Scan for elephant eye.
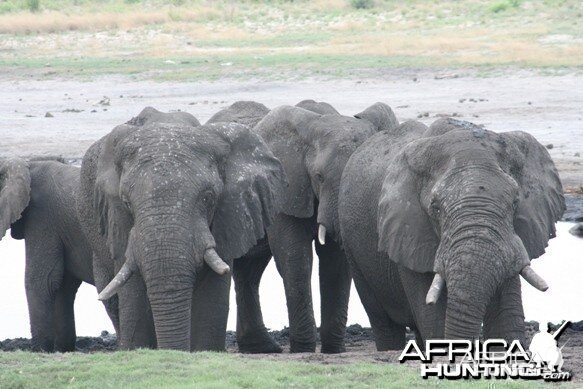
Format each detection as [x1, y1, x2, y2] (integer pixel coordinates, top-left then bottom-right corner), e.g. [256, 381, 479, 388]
[201, 190, 216, 207]
[315, 173, 324, 183]
[430, 198, 440, 213]
[121, 195, 131, 210]
[512, 198, 519, 211]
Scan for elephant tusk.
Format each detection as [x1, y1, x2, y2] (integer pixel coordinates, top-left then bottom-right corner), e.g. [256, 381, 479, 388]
[204, 248, 230, 275]
[520, 265, 548, 292]
[98, 261, 134, 301]
[318, 224, 326, 245]
[425, 273, 445, 305]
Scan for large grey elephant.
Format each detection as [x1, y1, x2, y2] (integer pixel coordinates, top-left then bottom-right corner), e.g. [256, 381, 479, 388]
[338, 118, 565, 349]
[0, 157, 118, 352]
[77, 120, 286, 351]
[208, 100, 399, 353]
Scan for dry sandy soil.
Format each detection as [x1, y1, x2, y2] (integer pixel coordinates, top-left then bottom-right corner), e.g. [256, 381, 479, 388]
[1, 71, 582, 188]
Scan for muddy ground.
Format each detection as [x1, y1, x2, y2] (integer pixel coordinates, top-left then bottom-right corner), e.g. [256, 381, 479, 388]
[1, 322, 582, 382]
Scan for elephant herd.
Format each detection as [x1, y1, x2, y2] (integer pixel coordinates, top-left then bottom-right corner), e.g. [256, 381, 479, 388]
[0, 99, 565, 353]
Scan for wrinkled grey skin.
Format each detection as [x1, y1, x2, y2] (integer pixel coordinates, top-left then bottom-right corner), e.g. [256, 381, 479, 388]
[339, 118, 565, 350]
[206, 101, 269, 128]
[77, 121, 286, 351]
[0, 157, 118, 352]
[208, 100, 399, 353]
[295, 100, 339, 115]
[126, 106, 200, 127]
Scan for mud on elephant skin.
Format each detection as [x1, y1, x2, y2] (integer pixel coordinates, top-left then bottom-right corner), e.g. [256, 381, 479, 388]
[209, 100, 400, 353]
[0, 156, 118, 352]
[77, 119, 287, 352]
[339, 117, 565, 350]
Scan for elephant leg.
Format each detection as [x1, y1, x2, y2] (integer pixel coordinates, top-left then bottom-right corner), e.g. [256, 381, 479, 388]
[350, 263, 406, 351]
[53, 273, 82, 352]
[268, 214, 317, 353]
[398, 266, 446, 343]
[92, 252, 120, 335]
[24, 233, 64, 352]
[117, 273, 156, 350]
[190, 261, 232, 352]
[483, 275, 525, 344]
[315, 240, 350, 354]
[233, 244, 282, 353]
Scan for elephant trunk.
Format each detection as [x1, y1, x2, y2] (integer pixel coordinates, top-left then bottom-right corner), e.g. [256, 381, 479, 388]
[440, 229, 507, 340]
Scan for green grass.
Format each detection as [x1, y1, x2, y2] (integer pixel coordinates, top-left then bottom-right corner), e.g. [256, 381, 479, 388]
[0, 0, 581, 80]
[0, 350, 561, 388]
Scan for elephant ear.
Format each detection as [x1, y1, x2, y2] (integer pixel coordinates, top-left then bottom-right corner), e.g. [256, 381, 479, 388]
[88, 125, 135, 262]
[499, 131, 565, 259]
[295, 99, 339, 115]
[377, 138, 439, 273]
[206, 101, 270, 128]
[254, 106, 321, 218]
[354, 102, 399, 132]
[0, 157, 31, 240]
[209, 123, 287, 260]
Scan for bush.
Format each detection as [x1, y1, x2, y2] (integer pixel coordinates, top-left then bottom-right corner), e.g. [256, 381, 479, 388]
[349, 0, 374, 10]
[489, 0, 521, 13]
[26, 0, 40, 12]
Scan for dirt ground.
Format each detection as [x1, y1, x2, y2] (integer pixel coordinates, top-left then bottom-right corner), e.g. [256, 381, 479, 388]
[1, 70, 582, 188]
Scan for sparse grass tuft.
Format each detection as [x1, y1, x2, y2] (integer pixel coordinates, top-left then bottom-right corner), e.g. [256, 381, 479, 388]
[489, 0, 521, 13]
[349, 0, 374, 10]
[26, 0, 40, 13]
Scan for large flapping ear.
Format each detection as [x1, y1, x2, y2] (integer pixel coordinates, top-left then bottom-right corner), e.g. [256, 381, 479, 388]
[208, 122, 287, 260]
[295, 99, 339, 115]
[86, 125, 135, 262]
[499, 131, 565, 259]
[354, 102, 399, 132]
[377, 132, 438, 273]
[206, 101, 270, 128]
[127, 106, 200, 127]
[0, 157, 31, 240]
[254, 106, 321, 218]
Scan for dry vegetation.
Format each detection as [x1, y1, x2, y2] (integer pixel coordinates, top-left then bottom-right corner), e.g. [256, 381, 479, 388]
[0, 0, 581, 80]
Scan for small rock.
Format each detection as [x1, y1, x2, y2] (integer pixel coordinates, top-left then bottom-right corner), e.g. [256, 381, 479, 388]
[528, 101, 532, 105]
[412, 77, 418, 82]
[45, 112, 53, 118]
[545, 144, 554, 149]
[459, 98, 466, 103]
[91, 109, 97, 113]
[569, 223, 583, 238]
[575, 152, 580, 157]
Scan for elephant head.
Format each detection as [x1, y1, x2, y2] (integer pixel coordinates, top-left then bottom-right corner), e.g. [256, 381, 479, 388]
[126, 107, 200, 127]
[256, 102, 398, 244]
[295, 100, 339, 115]
[0, 157, 31, 241]
[83, 121, 286, 350]
[206, 101, 270, 128]
[377, 118, 564, 340]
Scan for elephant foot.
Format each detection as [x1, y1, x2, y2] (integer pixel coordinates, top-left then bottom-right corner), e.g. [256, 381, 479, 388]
[237, 335, 283, 354]
[321, 343, 346, 354]
[375, 337, 406, 351]
[289, 339, 317, 353]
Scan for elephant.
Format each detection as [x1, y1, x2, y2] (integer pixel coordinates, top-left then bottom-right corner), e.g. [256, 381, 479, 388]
[77, 120, 287, 351]
[208, 100, 399, 353]
[295, 99, 339, 115]
[0, 156, 119, 352]
[126, 106, 200, 127]
[206, 101, 269, 128]
[338, 117, 565, 350]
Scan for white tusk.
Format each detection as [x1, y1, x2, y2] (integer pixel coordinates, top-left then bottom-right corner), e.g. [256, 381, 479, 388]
[520, 265, 548, 292]
[98, 262, 134, 301]
[204, 248, 230, 275]
[318, 224, 326, 245]
[425, 273, 445, 305]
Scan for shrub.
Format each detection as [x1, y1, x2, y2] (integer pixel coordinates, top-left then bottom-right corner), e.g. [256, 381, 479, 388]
[489, 0, 521, 13]
[349, 0, 374, 10]
[26, 0, 40, 12]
